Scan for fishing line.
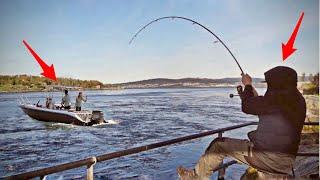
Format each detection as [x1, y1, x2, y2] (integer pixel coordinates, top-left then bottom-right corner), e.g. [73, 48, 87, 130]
[129, 16, 245, 74]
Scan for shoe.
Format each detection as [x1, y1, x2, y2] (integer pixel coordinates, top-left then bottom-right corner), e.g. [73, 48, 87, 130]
[177, 166, 197, 180]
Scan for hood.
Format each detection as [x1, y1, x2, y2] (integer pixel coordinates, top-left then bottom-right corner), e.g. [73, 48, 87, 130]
[264, 66, 297, 90]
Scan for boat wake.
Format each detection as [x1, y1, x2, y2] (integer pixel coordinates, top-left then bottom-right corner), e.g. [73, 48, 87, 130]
[42, 119, 120, 128]
[105, 119, 120, 124]
[49, 122, 75, 128]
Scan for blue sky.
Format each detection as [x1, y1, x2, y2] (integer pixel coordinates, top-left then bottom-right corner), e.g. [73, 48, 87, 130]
[0, 0, 318, 83]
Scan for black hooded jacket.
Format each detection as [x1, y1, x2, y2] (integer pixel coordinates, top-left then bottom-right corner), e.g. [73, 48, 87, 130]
[241, 66, 306, 155]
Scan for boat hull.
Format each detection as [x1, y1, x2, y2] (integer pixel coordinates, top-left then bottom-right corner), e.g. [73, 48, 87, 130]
[20, 104, 87, 125]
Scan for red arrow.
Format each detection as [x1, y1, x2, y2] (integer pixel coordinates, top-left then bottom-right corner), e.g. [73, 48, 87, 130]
[282, 12, 304, 61]
[22, 40, 57, 81]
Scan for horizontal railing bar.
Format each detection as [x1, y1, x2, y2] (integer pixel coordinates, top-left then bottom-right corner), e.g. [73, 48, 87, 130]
[212, 160, 238, 172]
[5, 157, 96, 180]
[296, 153, 319, 156]
[303, 122, 319, 125]
[4, 121, 318, 179]
[96, 122, 257, 162]
[4, 122, 256, 179]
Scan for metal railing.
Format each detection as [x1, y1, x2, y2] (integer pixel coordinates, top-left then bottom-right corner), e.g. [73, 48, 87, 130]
[4, 121, 319, 180]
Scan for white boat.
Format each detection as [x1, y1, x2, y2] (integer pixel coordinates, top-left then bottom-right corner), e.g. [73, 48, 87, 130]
[20, 103, 106, 126]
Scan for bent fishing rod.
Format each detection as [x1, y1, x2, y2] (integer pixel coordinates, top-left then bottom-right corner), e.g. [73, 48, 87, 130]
[129, 16, 245, 74]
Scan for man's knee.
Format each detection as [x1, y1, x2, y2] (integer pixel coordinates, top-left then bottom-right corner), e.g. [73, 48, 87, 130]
[205, 137, 229, 153]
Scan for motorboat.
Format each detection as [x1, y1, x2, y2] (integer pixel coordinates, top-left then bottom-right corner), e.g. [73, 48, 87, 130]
[20, 103, 106, 126]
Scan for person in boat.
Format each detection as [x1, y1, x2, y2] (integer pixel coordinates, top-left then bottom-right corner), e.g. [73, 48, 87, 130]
[45, 97, 54, 109]
[177, 66, 306, 179]
[75, 92, 87, 111]
[61, 89, 71, 110]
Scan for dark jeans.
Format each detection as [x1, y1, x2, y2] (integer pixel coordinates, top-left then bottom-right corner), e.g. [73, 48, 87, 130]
[76, 106, 81, 111]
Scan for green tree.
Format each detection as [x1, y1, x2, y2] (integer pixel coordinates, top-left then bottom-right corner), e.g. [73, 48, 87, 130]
[308, 73, 313, 82]
[301, 72, 305, 82]
[312, 73, 319, 87]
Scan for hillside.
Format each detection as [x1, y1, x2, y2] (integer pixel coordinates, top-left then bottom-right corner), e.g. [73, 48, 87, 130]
[0, 75, 104, 92]
[4, 74, 318, 92]
[116, 77, 265, 88]
[0, 75, 267, 92]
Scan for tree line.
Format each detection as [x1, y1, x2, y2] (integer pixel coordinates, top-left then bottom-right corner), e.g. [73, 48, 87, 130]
[0, 75, 105, 92]
[301, 73, 319, 95]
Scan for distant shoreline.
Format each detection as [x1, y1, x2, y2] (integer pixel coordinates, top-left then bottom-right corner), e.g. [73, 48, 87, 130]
[0, 86, 254, 94]
[0, 88, 111, 94]
[4, 74, 318, 94]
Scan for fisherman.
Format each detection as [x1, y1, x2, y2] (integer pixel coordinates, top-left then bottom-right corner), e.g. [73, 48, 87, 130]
[61, 89, 71, 110]
[75, 92, 87, 111]
[177, 66, 306, 179]
[45, 97, 54, 109]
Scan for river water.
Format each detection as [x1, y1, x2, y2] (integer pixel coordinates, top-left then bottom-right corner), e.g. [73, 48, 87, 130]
[0, 88, 265, 179]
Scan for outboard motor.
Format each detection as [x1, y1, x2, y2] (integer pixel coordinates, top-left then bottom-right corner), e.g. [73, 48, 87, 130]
[89, 110, 106, 125]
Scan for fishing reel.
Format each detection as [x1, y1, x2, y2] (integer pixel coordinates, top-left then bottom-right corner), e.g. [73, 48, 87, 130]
[229, 85, 243, 98]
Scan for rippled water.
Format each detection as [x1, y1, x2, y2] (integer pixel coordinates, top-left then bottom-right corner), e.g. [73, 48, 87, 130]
[0, 88, 265, 179]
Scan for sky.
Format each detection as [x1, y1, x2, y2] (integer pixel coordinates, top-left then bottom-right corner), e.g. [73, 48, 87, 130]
[0, 0, 318, 83]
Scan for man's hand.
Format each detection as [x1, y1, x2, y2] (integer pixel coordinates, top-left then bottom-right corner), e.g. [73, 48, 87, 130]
[242, 73, 252, 86]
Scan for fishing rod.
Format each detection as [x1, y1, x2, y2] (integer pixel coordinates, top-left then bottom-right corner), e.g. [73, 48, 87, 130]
[129, 16, 245, 74]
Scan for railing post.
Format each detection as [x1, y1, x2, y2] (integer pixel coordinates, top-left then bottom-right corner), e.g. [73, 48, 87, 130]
[217, 132, 225, 180]
[87, 164, 94, 180]
[87, 157, 96, 180]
